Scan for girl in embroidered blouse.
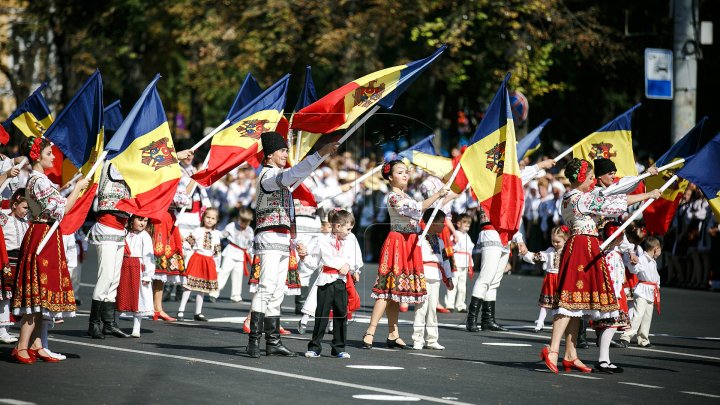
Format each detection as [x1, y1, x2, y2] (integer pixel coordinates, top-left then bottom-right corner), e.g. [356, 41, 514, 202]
[177, 207, 222, 322]
[363, 160, 451, 349]
[11, 137, 89, 364]
[540, 158, 659, 374]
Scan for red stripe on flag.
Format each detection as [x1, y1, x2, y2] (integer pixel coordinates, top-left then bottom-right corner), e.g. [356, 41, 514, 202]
[644, 194, 683, 235]
[60, 183, 98, 235]
[481, 173, 524, 245]
[116, 178, 181, 220]
[292, 183, 317, 207]
[46, 145, 64, 186]
[192, 143, 260, 187]
[290, 82, 360, 134]
[0, 125, 9, 145]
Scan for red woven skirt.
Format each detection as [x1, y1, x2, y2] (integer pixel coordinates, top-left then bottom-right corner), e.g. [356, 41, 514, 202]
[538, 272, 558, 309]
[12, 222, 76, 317]
[371, 231, 427, 303]
[552, 234, 619, 317]
[151, 213, 185, 278]
[116, 256, 141, 313]
[184, 253, 219, 293]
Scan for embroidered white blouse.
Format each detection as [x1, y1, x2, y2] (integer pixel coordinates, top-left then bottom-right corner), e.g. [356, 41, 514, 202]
[316, 233, 363, 286]
[126, 230, 156, 282]
[561, 189, 627, 236]
[1, 214, 28, 251]
[452, 231, 475, 268]
[604, 248, 626, 298]
[387, 191, 423, 234]
[221, 222, 254, 262]
[26, 170, 66, 222]
[186, 228, 222, 266]
[522, 246, 562, 274]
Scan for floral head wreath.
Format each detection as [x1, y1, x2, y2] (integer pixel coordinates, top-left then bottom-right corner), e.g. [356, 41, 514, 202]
[28, 137, 44, 161]
[567, 159, 590, 183]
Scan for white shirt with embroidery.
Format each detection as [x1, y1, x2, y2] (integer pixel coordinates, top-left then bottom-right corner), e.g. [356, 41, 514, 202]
[421, 235, 452, 281]
[387, 191, 423, 234]
[186, 227, 222, 267]
[26, 170, 66, 222]
[126, 230, 156, 282]
[221, 222, 254, 262]
[315, 233, 363, 286]
[628, 251, 660, 302]
[452, 231, 475, 268]
[1, 214, 28, 251]
[604, 248, 626, 298]
[561, 189, 628, 236]
[522, 246, 561, 274]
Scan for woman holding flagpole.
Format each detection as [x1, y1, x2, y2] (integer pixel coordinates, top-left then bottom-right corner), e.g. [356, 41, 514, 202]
[540, 158, 659, 374]
[362, 160, 450, 349]
[11, 137, 89, 364]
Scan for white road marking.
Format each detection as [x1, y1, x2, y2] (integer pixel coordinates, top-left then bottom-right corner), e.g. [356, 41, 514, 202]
[346, 365, 405, 370]
[408, 353, 443, 358]
[562, 373, 601, 380]
[680, 391, 720, 399]
[207, 316, 303, 323]
[352, 394, 421, 401]
[481, 343, 532, 347]
[0, 400, 36, 405]
[618, 382, 663, 389]
[48, 338, 469, 405]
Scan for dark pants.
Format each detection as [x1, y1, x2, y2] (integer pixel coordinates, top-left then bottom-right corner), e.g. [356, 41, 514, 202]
[307, 280, 347, 355]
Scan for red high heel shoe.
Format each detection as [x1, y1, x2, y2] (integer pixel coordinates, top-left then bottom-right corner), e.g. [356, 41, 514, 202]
[242, 318, 251, 334]
[562, 357, 592, 373]
[279, 326, 291, 335]
[28, 348, 60, 363]
[540, 346, 559, 374]
[154, 311, 176, 322]
[11, 348, 36, 365]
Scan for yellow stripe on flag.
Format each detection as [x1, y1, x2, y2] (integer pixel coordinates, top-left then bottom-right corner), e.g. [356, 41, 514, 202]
[402, 151, 453, 179]
[110, 122, 181, 195]
[213, 110, 283, 149]
[289, 131, 322, 166]
[462, 119, 519, 202]
[12, 112, 54, 137]
[338, 67, 403, 130]
[572, 130, 637, 177]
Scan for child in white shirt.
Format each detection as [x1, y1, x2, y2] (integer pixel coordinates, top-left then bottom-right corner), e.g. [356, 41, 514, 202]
[413, 209, 454, 350]
[446, 214, 474, 312]
[116, 216, 155, 337]
[619, 236, 662, 348]
[213, 207, 254, 303]
[305, 209, 362, 358]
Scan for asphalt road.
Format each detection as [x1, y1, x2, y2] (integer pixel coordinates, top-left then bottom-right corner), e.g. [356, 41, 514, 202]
[3, 253, 720, 405]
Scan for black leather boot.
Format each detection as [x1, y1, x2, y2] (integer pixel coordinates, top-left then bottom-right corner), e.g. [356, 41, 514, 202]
[295, 286, 309, 315]
[577, 318, 589, 349]
[466, 297, 482, 332]
[87, 300, 105, 339]
[247, 312, 264, 358]
[101, 301, 130, 338]
[264, 317, 297, 356]
[480, 300, 508, 331]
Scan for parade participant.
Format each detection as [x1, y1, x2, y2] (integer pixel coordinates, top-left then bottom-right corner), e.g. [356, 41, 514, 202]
[522, 225, 569, 333]
[362, 160, 449, 350]
[11, 137, 89, 364]
[116, 216, 155, 337]
[1, 189, 26, 344]
[175, 153, 210, 238]
[246, 132, 339, 358]
[595, 221, 630, 373]
[466, 158, 555, 333]
[412, 209, 454, 350]
[446, 214, 474, 312]
[618, 236, 662, 348]
[294, 197, 321, 314]
[177, 208, 221, 321]
[298, 209, 331, 334]
[86, 160, 133, 338]
[212, 207, 254, 303]
[540, 158, 660, 374]
[304, 209, 362, 358]
[0, 153, 21, 203]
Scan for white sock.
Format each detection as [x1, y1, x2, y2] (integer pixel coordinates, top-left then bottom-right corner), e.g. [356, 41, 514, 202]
[178, 290, 192, 313]
[132, 315, 142, 336]
[41, 319, 52, 349]
[0, 326, 7, 337]
[195, 293, 204, 315]
[536, 308, 547, 325]
[598, 328, 614, 364]
[300, 314, 310, 326]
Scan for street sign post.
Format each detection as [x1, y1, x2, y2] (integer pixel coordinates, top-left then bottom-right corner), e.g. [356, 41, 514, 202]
[645, 48, 673, 100]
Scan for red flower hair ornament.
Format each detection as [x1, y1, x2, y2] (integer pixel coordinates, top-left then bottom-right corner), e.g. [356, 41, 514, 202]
[382, 162, 392, 177]
[577, 160, 589, 183]
[29, 137, 43, 161]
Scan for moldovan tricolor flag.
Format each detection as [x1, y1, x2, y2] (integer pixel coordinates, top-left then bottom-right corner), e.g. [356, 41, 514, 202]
[399, 135, 453, 179]
[289, 66, 322, 166]
[1, 83, 64, 184]
[644, 118, 707, 235]
[452, 74, 523, 244]
[42, 71, 105, 235]
[572, 104, 639, 178]
[291, 46, 446, 134]
[517, 118, 549, 161]
[105, 74, 182, 219]
[192, 74, 290, 187]
[677, 131, 720, 221]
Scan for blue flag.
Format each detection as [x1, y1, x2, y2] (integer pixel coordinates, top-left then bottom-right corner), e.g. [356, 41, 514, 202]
[656, 117, 708, 166]
[294, 65, 318, 112]
[677, 132, 720, 220]
[44, 71, 103, 168]
[226, 73, 263, 120]
[104, 100, 124, 134]
[398, 134, 437, 158]
[517, 118, 550, 162]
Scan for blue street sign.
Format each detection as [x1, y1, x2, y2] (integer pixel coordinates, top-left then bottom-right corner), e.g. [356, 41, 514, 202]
[645, 48, 673, 100]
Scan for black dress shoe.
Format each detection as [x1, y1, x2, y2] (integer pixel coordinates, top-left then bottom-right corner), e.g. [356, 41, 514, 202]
[386, 338, 408, 349]
[607, 363, 624, 373]
[194, 314, 208, 322]
[594, 362, 614, 374]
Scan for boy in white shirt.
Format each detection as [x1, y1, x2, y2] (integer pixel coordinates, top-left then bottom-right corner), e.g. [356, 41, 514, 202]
[305, 209, 362, 359]
[213, 207, 254, 303]
[618, 236, 662, 348]
[446, 214, 474, 312]
[413, 209, 454, 350]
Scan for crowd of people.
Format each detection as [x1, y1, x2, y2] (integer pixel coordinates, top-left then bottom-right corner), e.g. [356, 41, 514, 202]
[0, 130, 718, 373]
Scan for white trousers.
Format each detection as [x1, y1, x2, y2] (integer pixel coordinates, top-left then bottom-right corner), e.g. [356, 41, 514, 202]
[92, 244, 124, 302]
[620, 296, 654, 346]
[471, 246, 509, 301]
[250, 252, 289, 317]
[211, 257, 244, 300]
[69, 264, 82, 299]
[412, 279, 440, 346]
[444, 267, 468, 310]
